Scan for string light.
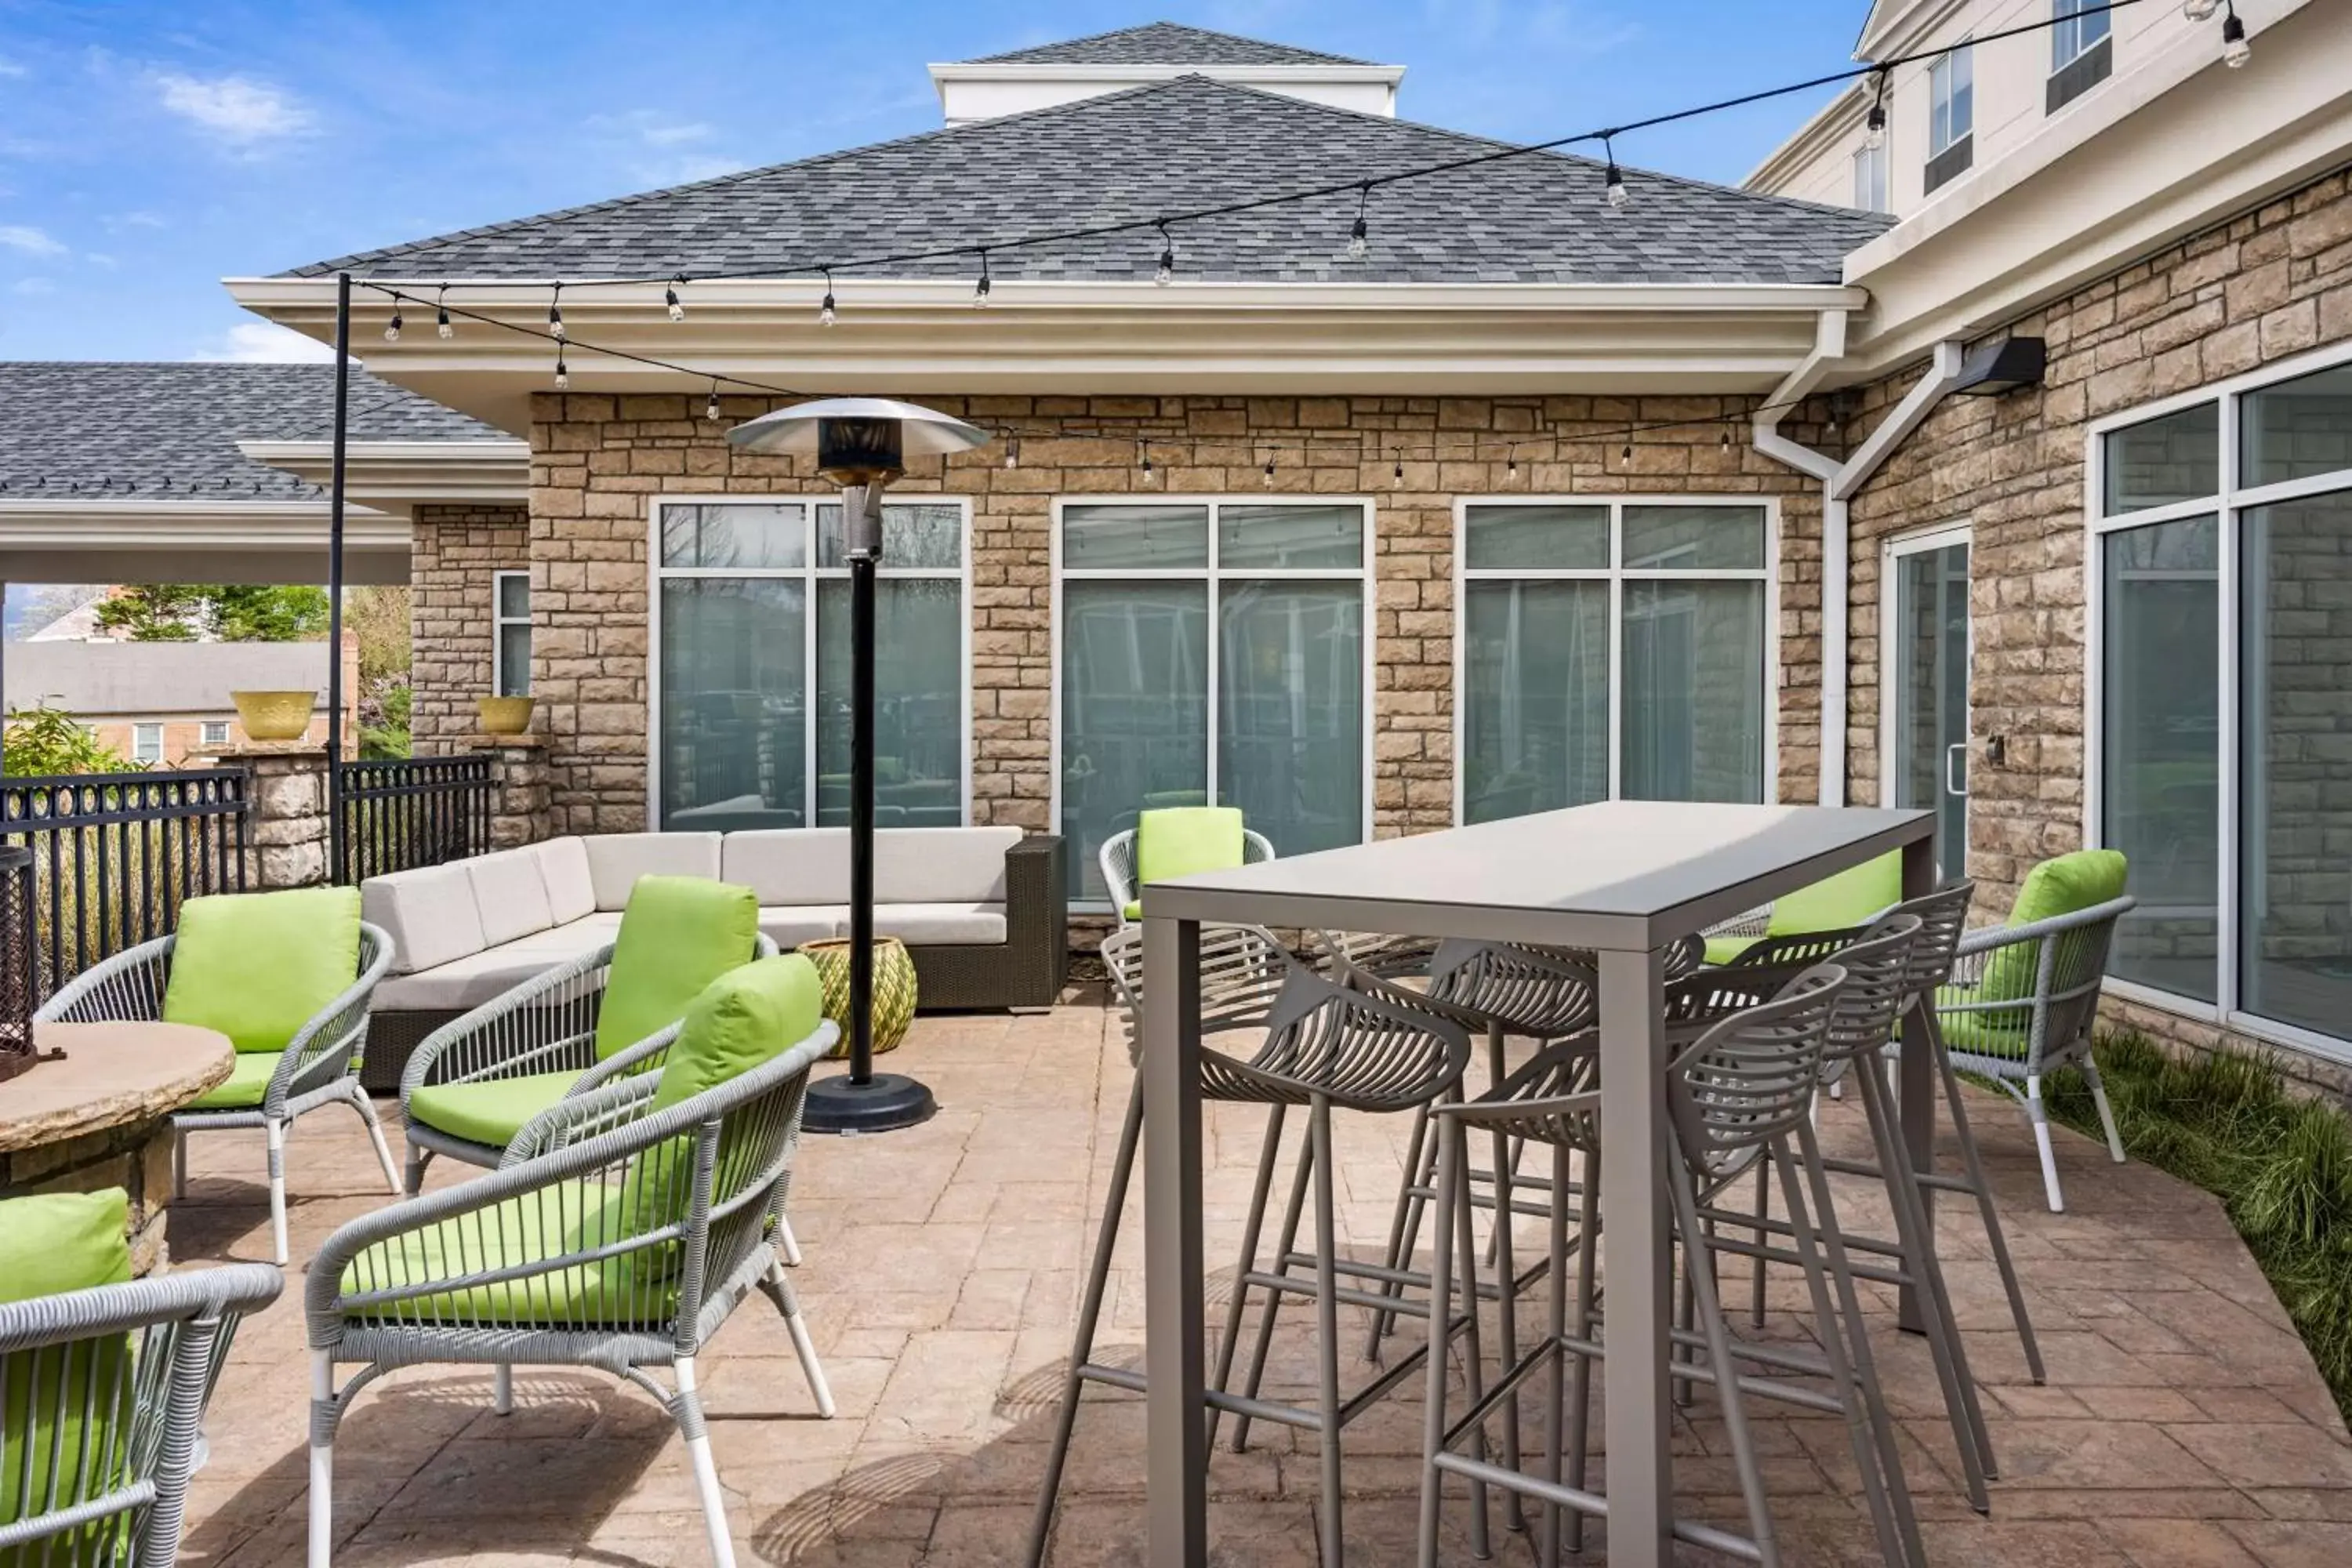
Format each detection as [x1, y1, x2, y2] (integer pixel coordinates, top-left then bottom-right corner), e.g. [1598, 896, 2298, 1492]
[383, 296, 402, 343]
[1347, 183, 1370, 260]
[1865, 69, 1889, 151]
[818, 267, 837, 328]
[2183, 0, 2220, 18]
[1005, 436, 1021, 470]
[554, 346, 569, 390]
[666, 274, 687, 322]
[1721, 424, 1734, 454]
[1602, 133, 1629, 209]
[1262, 450, 1276, 488]
[1138, 440, 1154, 483]
[548, 282, 565, 341]
[974, 249, 992, 308]
[1506, 444, 1519, 481]
[2220, 1, 2250, 66]
[706, 379, 723, 423]
[1393, 450, 1404, 486]
[1154, 221, 1175, 287]
[1621, 441, 1633, 464]
[436, 284, 453, 339]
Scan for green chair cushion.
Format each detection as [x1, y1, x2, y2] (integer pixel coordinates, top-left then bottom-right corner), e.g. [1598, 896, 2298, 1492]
[1704, 935, 1762, 966]
[1768, 851, 1901, 938]
[594, 877, 760, 1060]
[0, 1191, 133, 1558]
[1979, 849, 2131, 1004]
[1133, 807, 1247, 914]
[1935, 992, 2031, 1061]
[650, 954, 823, 1115]
[406, 1071, 581, 1149]
[187, 1051, 283, 1110]
[162, 887, 361, 1054]
[339, 1186, 676, 1327]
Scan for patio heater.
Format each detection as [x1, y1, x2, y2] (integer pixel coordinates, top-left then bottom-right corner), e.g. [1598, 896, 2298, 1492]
[724, 397, 989, 1133]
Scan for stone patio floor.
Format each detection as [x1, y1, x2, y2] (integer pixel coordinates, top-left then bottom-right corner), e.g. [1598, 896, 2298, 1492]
[169, 993, 2352, 1566]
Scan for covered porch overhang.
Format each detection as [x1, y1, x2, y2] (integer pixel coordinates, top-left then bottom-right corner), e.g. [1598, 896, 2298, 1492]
[0, 499, 413, 586]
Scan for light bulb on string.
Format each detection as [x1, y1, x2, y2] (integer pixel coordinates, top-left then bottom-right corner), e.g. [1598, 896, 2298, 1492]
[1506, 445, 1519, 481]
[1154, 221, 1175, 287]
[1263, 452, 1276, 488]
[554, 348, 569, 391]
[383, 297, 402, 343]
[706, 380, 722, 423]
[1138, 441, 1154, 484]
[1621, 441, 1633, 465]
[1721, 425, 1734, 455]
[1347, 183, 1370, 260]
[548, 282, 565, 341]
[2183, 0, 2220, 19]
[666, 275, 686, 322]
[1602, 134, 1629, 209]
[974, 250, 993, 308]
[1393, 450, 1405, 487]
[818, 268, 837, 328]
[1865, 69, 1889, 151]
[2221, 3, 2251, 66]
[436, 285, 453, 339]
[1005, 437, 1021, 470]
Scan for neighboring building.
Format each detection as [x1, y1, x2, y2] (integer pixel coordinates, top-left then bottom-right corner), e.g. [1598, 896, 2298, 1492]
[2, 636, 361, 766]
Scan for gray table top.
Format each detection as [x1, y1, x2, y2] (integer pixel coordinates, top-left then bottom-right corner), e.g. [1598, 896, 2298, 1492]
[1142, 800, 1933, 950]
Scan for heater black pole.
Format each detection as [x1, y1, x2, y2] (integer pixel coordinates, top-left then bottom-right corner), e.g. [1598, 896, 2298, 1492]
[326, 270, 351, 884]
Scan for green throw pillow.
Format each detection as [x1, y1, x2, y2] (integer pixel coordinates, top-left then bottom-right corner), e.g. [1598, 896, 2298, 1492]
[1977, 849, 2131, 1007]
[1769, 851, 1901, 937]
[1132, 807, 1247, 918]
[162, 887, 361, 1054]
[593, 876, 761, 1060]
[0, 1190, 134, 1562]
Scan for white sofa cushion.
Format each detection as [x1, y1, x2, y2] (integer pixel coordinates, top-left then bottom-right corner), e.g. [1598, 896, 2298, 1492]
[466, 847, 556, 949]
[873, 902, 1007, 946]
[372, 920, 615, 1013]
[533, 837, 597, 925]
[724, 829, 850, 906]
[362, 862, 488, 976]
[875, 826, 1022, 905]
[755, 906, 851, 949]
[583, 832, 723, 910]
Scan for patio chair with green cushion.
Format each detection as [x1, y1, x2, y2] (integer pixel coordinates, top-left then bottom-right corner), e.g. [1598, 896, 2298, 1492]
[0, 1187, 281, 1568]
[1099, 807, 1276, 926]
[307, 955, 838, 1568]
[34, 887, 397, 1266]
[1928, 849, 2134, 1212]
[397, 874, 775, 1194]
[1704, 850, 1903, 966]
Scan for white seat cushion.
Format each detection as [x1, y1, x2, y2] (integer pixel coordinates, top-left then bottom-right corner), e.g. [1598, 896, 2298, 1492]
[370, 919, 611, 1012]
[467, 847, 556, 949]
[875, 826, 1022, 905]
[362, 862, 488, 975]
[724, 829, 851, 906]
[756, 906, 852, 949]
[582, 832, 724, 910]
[532, 837, 597, 925]
[873, 902, 1007, 946]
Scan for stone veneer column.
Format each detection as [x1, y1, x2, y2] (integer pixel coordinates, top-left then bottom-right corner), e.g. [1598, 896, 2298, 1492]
[474, 734, 552, 848]
[196, 741, 331, 889]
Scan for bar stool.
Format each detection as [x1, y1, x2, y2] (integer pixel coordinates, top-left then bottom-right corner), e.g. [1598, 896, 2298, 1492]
[1417, 964, 1929, 1568]
[1026, 924, 1473, 1568]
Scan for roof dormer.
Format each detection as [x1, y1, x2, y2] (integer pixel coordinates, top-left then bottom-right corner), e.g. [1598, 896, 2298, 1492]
[929, 21, 1403, 126]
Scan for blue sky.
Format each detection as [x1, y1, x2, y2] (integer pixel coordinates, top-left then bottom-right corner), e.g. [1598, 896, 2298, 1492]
[0, 0, 1868, 363]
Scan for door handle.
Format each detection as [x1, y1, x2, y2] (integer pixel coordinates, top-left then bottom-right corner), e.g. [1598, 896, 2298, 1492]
[1945, 741, 1969, 799]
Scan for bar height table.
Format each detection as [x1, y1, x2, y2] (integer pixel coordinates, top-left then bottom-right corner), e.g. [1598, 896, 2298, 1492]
[1139, 800, 1936, 1568]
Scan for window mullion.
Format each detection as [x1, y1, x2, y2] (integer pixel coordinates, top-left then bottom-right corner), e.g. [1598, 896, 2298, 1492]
[2217, 391, 2244, 1018]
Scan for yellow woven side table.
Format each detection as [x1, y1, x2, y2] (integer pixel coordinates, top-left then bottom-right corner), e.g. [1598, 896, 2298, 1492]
[797, 936, 920, 1058]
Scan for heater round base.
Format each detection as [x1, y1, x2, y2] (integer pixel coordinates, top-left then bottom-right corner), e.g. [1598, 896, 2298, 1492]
[801, 1072, 937, 1134]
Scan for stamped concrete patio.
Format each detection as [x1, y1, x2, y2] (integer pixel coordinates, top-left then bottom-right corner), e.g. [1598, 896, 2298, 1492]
[170, 993, 2352, 1567]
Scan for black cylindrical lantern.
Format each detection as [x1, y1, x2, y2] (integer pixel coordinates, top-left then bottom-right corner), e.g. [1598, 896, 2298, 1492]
[0, 844, 35, 1082]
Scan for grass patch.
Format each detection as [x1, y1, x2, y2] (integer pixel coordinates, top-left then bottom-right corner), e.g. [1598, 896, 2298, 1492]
[2041, 1033, 2352, 1422]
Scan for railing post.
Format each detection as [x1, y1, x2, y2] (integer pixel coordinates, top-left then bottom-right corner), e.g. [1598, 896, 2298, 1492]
[194, 741, 332, 890]
[475, 735, 550, 849]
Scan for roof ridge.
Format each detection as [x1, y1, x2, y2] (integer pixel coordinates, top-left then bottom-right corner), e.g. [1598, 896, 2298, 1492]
[963, 20, 1370, 67]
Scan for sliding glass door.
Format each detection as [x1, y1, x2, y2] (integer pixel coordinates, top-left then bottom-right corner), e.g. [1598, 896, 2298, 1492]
[1885, 529, 1973, 881]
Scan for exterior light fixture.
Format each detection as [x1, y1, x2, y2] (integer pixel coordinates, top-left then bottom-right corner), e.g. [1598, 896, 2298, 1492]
[1950, 336, 2047, 396]
[2220, 2, 2251, 66]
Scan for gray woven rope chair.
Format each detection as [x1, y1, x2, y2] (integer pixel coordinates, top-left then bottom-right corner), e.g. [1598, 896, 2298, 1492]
[1098, 822, 1276, 927]
[307, 985, 837, 1568]
[0, 1262, 281, 1568]
[37, 925, 399, 1266]
[1026, 924, 1472, 1568]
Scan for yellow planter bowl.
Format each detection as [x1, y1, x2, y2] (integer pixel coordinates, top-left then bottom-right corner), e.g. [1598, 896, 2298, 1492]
[477, 695, 536, 735]
[229, 690, 316, 742]
[797, 936, 920, 1058]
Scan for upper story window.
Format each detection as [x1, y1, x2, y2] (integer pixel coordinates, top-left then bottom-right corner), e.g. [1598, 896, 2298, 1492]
[492, 570, 532, 698]
[1852, 141, 1889, 213]
[2049, 0, 2114, 111]
[132, 724, 163, 765]
[1925, 44, 1975, 193]
[201, 719, 229, 746]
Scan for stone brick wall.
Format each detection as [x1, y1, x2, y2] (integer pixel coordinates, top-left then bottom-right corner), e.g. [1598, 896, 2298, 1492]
[410, 502, 529, 752]
[527, 393, 1835, 837]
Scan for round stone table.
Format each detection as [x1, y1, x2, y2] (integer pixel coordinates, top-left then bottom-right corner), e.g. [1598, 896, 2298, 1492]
[0, 1022, 234, 1275]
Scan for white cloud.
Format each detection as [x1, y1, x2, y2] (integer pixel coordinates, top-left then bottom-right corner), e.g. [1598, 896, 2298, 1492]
[196, 321, 338, 363]
[0, 224, 65, 257]
[153, 72, 314, 146]
[0, 56, 27, 79]
[12, 278, 53, 296]
[85, 252, 118, 269]
[590, 109, 715, 147]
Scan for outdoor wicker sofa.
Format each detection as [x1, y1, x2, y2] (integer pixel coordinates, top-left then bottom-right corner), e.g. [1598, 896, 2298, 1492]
[361, 828, 1066, 1091]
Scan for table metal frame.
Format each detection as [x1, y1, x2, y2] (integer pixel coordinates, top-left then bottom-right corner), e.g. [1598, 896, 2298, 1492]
[1138, 801, 1935, 1567]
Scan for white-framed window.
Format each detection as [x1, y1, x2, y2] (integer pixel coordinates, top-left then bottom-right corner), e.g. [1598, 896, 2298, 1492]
[648, 495, 971, 832]
[132, 724, 164, 765]
[1454, 498, 1777, 825]
[200, 720, 229, 746]
[2087, 344, 2352, 1062]
[492, 570, 532, 698]
[2052, 0, 2111, 68]
[1852, 140, 1889, 214]
[1928, 45, 1973, 158]
[1052, 497, 1375, 906]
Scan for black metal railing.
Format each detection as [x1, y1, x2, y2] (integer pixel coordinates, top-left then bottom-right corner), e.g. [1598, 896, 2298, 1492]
[337, 754, 494, 884]
[1, 769, 252, 999]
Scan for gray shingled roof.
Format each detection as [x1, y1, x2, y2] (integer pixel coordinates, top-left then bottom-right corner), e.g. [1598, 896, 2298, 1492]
[3, 639, 335, 717]
[965, 21, 1369, 66]
[285, 75, 1892, 286]
[0, 362, 501, 500]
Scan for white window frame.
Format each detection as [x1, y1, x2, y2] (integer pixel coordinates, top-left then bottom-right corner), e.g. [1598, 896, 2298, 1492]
[1851, 140, 1889, 214]
[644, 493, 975, 830]
[1877, 524, 1974, 881]
[2051, 0, 2111, 70]
[1049, 495, 1378, 913]
[200, 719, 230, 746]
[492, 569, 532, 698]
[132, 723, 164, 764]
[1929, 44, 1973, 158]
[2085, 338, 2352, 1065]
[1450, 495, 1780, 826]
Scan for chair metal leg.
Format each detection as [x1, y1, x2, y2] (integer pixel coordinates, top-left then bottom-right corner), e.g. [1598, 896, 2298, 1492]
[777, 1215, 803, 1267]
[1416, 1115, 1458, 1568]
[307, 1351, 336, 1568]
[267, 1119, 290, 1266]
[673, 1358, 738, 1568]
[1668, 1151, 1779, 1568]
[402, 1142, 430, 1198]
[1563, 1153, 1600, 1558]
[1308, 1098, 1345, 1566]
[1231, 1106, 1315, 1454]
[2082, 1056, 2129, 1164]
[1539, 1153, 1571, 1568]
[2025, 1073, 2067, 1212]
[1748, 1156, 1770, 1329]
[761, 1262, 836, 1418]
[1483, 1047, 1526, 1534]
[352, 1089, 401, 1195]
[492, 1364, 514, 1416]
[1930, 1020, 2045, 1383]
[172, 1127, 187, 1201]
[1210, 1102, 1289, 1452]
[1367, 1099, 1434, 1354]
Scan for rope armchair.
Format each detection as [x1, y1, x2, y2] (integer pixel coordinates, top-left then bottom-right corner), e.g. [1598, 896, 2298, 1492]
[306, 1017, 838, 1568]
[35, 925, 400, 1265]
[1098, 824, 1276, 927]
[0, 1263, 281, 1568]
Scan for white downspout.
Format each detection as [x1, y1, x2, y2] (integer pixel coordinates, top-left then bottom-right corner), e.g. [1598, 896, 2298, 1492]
[1754, 318, 1967, 808]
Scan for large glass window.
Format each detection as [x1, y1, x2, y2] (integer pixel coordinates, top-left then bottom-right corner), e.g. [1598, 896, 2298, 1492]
[1057, 499, 1370, 903]
[652, 498, 967, 831]
[1460, 500, 1771, 824]
[1852, 141, 1889, 214]
[2093, 351, 2352, 1055]
[492, 571, 531, 698]
[1929, 45, 1973, 157]
[2052, 0, 2111, 68]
